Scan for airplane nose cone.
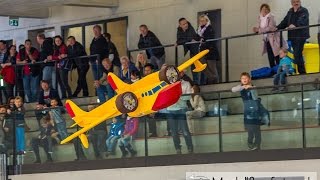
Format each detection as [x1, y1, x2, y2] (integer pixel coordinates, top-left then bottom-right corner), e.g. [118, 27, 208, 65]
[152, 81, 182, 111]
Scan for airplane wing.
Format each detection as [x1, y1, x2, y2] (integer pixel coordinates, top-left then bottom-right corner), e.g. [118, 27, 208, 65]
[177, 49, 209, 73]
[107, 72, 130, 94]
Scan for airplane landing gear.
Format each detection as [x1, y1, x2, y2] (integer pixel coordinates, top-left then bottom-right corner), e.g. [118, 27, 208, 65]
[159, 65, 180, 84]
[116, 92, 138, 114]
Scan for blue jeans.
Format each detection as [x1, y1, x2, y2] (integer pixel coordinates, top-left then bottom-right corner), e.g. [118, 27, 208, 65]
[167, 109, 193, 151]
[273, 71, 287, 85]
[56, 122, 68, 140]
[91, 61, 103, 80]
[106, 135, 120, 152]
[97, 84, 115, 103]
[42, 66, 56, 89]
[16, 127, 25, 152]
[118, 135, 132, 147]
[23, 75, 40, 102]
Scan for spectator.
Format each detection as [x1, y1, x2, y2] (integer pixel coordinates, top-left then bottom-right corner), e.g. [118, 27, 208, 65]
[31, 118, 54, 163]
[17, 39, 40, 103]
[7, 97, 15, 110]
[10, 96, 25, 154]
[253, 4, 287, 68]
[88, 104, 107, 159]
[35, 80, 62, 128]
[118, 116, 138, 158]
[141, 63, 158, 137]
[186, 85, 207, 134]
[37, 34, 55, 88]
[176, 17, 200, 83]
[49, 35, 72, 99]
[231, 72, 261, 151]
[1, 45, 16, 102]
[95, 58, 120, 103]
[73, 138, 87, 161]
[272, 48, 294, 92]
[103, 33, 120, 67]
[48, 98, 68, 140]
[197, 14, 220, 84]
[2, 105, 13, 154]
[90, 25, 109, 80]
[138, 25, 165, 70]
[318, 12, 320, 61]
[130, 70, 140, 83]
[0, 105, 6, 152]
[105, 118, 124, 157]
[0, 40, 8, 64]
[167, 70, 193, 154]
[135, 52, 149, 74]
[119, 56, 138, 83]
[276, 0, 309, 74]
[67, 36, 89, 97]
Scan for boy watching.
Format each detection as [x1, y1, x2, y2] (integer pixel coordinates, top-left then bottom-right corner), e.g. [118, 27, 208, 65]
[232, 72, 261, 151]
[105, 118, 124, 157]
[49, 98, 68, 140]
[273, 48, 294, 92]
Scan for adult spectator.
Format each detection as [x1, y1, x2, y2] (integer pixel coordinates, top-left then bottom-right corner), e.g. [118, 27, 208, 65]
[276, 0, 309, 74]
[1, 45, 16, 102]
[67, 36, 89, 97]
[103, 33, 120, 67]
[2, 105, 13, 154]
[138, 25, 165, 70]
[17, 39, 40, 103]
[135, 52, 148, 74]
[166, 70, 193, 154]
[90, 25, 109, 80]
[36, 34, 55, 88]
[253, 4, 287, 68]
[0, 41, 8, 63]
[119, 56, 138, 83]
[176, 17, 200, 83]
[141, 63, 157, 137]
[35, 80, 62, 128]
[197, 14, 220, 85]
[95, 58, 120, 103]
[49, 35, 72, 99]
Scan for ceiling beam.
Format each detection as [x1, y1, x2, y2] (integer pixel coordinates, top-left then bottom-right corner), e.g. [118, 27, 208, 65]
[63, 0, 119, 8]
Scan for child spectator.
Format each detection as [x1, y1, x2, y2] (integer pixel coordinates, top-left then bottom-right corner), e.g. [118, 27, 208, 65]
[186, 85, 207, 134]
[10, 96, 26, 154]
[118, 116, 139, 158]
[2, 106, 13, 154]
[232, 72, 261, 151]
[48, 98, 68, 140]
[130, 70, 140, 83]
[0, 105, 6, 152]
[7, 97, 15, 110]
[105, 118, 124, 157]
[272, 48, 294, 92]
[31, 118, 54, 163]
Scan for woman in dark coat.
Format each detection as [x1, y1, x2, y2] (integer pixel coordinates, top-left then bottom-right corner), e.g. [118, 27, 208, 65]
[197, 14, 220, 85]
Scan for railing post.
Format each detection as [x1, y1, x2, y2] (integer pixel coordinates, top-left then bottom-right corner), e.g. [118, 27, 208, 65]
[218, 92, 223, 152]
[175, 46, 178, 67]
[280, 31, 283, 48]
[225, 39, 229, 82]
[301, 84, 306, 148]
[144, 117, 148, 157]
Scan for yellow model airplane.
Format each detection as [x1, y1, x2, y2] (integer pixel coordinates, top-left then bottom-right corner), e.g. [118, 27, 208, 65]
[61, 50, 209, 148]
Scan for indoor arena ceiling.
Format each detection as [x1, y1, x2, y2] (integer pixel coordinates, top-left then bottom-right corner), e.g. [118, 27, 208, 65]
[0, 0, 119, 18]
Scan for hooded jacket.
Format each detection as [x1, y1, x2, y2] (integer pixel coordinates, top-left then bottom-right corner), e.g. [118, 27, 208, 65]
[108, 122, 124, 137]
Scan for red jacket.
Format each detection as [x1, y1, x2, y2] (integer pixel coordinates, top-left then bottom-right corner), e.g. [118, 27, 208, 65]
[1, 66, 15, 85]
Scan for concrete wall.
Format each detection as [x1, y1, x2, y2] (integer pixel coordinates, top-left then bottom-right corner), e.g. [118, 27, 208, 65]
[9, 159, 320, 180]
[0, 0, 319, 81]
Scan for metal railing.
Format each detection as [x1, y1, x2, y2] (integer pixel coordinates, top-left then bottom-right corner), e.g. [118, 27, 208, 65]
[128, 24, 320, 82]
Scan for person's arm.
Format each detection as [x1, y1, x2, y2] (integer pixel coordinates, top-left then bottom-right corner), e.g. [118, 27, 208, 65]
[259, 16, 277, 33]
[231, 85, 244, 92]
[29, 49, 40, 63]
[16, 52, 27, 64]
[277, 11, 290, 29]
[176, 29, 187, 45]
[137, 35, 145, 49]
[99, 73, 107, 86]
[295, 8, 309, 27]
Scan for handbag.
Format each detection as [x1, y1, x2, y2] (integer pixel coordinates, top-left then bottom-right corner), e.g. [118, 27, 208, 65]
[60, 58, 74, 71]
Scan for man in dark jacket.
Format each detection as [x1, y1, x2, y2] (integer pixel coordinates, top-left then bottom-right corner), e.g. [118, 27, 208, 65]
[67, 36, 89, 97]
[37, 34, 56, 88]
[176, 18, 200, 83]
[138, 25, 165, 70]
[90, 25, 109, 80]
[277, 0, 309, 74]
[103, 33, 121, 67]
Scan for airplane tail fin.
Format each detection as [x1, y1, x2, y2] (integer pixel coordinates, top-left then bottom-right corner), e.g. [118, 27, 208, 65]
[192, 60, 207, 73]
[65, 100, 87, 128]
[107, 72, 130, 94]
[177, 50, 209, 72]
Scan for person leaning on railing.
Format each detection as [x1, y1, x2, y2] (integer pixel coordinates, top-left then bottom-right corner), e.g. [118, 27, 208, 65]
[16, 39, 41, 103]
[67, 36, 90, 98]
[1, 45, 17, 102]
[276, 0, 309, 74]
[197, 14, 220, 85]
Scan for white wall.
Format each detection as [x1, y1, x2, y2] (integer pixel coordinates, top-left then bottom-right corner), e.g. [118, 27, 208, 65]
[0, 0, 319, 80]
[9, 159, 320, 180]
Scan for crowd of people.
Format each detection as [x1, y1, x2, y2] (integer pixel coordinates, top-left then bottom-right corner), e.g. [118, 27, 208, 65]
[0, 0, 318, 163]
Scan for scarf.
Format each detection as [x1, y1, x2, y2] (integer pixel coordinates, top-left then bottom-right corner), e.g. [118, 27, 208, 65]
[259, 13, 270, 29]
[197, 22, 210, 37]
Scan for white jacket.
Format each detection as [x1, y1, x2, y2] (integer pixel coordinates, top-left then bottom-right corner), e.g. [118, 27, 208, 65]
[190, 95, 207, 112]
